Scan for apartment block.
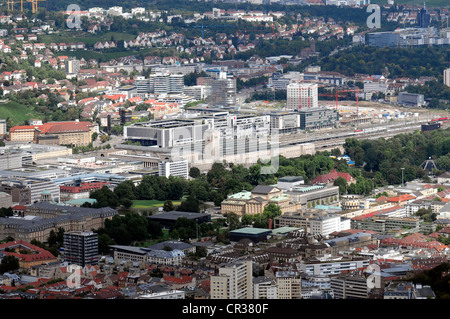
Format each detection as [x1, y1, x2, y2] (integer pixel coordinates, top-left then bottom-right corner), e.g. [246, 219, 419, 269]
[210, 259, 253, 299]
[0, 191, 12, 208]
[330, 275, 368, 299]
[299, 257, 370, 276]
[158, 160, 188, 179]
[63, 231, 99, 267]
[286, 82, 318, 110]
[444, 68, 450, 87]
[275, 271, 302, 299]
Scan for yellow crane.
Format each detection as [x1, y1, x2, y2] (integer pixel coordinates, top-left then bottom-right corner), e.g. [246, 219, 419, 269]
[27, 0, 45, 13]
[6, 0, 19, 11]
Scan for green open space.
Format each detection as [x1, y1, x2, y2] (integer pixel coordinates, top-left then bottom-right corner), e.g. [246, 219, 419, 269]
[137, 230, 171, 247]
[0, 101, 41, 125]
[131, 199, 183, 208]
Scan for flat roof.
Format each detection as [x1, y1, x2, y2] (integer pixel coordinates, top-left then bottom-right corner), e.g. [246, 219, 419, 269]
[271, 227, 302, 235]
[230, 227, 272, 235]
[148, 211, 209, 221]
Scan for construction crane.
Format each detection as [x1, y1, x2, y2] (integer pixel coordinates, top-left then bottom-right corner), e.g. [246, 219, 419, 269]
[191, 22, 232, 39]
[318, 88, 360, 118]
[27, 0, 45, 13]
[6, 0, 18, 11]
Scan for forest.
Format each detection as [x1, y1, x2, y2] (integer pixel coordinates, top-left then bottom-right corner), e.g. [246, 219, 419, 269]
[343, 127, 450, 185]
[318, 45, 450, 79]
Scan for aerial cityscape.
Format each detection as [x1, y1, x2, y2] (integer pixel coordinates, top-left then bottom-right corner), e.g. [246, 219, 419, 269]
[0, 0, 449, 306]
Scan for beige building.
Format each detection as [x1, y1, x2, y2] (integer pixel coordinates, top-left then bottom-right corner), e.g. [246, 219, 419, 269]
[210, 260, 253, 299]
[221, 186, 300, 217]
[0, 191, 12, 208]
[9, 126, 39, 142]
[10, 121, 96, 147]
[276, 273, 302, 299]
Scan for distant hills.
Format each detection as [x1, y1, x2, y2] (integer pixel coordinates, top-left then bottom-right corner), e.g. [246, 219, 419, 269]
[370, 0, 450, 8]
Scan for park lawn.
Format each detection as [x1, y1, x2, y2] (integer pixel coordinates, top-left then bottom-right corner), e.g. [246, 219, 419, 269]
[132, 199, 183, 208]
[138, 230, 171, 246]
[0, 101, 41, 125]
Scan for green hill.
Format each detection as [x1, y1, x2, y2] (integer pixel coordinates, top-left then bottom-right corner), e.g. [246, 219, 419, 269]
[0, 100, 41, 125]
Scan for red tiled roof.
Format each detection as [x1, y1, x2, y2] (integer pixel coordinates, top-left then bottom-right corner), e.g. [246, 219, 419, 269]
[387, 194, 416, 202]
[163, 275, 193, 284]
[311, 169, 355, 184]
[375, 196, 388, 202]
[60, 182, 109, 193]
[9, 125, 39, 132]
[0, 240, 56, 263]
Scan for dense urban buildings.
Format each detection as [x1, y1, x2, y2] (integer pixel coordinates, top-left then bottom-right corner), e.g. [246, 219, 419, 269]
[0, 0, 449, 303]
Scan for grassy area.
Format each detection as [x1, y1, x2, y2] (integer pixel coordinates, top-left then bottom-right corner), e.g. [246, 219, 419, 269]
[137, 230, 172, 246]
[0, 100, 41, 125]
[131, 199, 183, 208]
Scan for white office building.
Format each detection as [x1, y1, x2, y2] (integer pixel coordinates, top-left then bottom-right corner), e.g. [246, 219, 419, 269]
[299, 258, 370, 276]
[286, 82, 318, 110]
[444, 68, 450, 87]
[158, 160, 189, 179]
[137, 290, 186, 299]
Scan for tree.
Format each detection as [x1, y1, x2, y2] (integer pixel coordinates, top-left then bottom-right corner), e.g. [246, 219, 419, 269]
[189, 167, 201, 178]
[113, 180, 136, 201]
[163, 200, 174, 212]
[147, 221, 163, 238]
[177, 195, 200, 213]
[227, 212, 241, 230]
[170, 217, 197, 240]
[213, 193, 224, 207]
[262, 203, 282, 222]
[0, 255, 20, 273]
[90, 186, 119, 209]
[98, 233, 115, 255]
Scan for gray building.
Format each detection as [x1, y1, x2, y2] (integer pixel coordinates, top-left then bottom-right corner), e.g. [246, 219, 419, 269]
[297, 107, 339, 130]
[397, 92, 425, 107]
[330, 275, 368, 299]
[135, 72, 184, 94]
[63, 231, 99, 266]
[206, 72, 236, 108]
[286, 184, 340, 208]
[0, 177, 60, 204]
[269, 112, 301, 134]
[124, 118, 209, 148]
